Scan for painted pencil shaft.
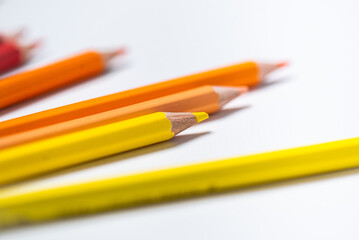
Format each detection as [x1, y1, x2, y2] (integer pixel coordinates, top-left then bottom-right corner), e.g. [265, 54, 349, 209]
[0, 48, 125, 109]
[0, 85, 244, 150]
[0, 61, 283, 137]
[0, 135, 358, 227]
[0, 40, 39, 74]
[0, 43, 21, 73]
[0, 112, 208, 185]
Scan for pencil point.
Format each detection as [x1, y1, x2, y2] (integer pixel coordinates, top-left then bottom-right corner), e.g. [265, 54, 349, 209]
[193, 112, 209, 123]
[165, 112, 207, 135]
[11, 28, 25, 42]
[28, 39, 42, 50]
[212, 86, 248, 108]
[0, 29, 25, 43]
[19, 39, 42, 61]
[101, 47, 127, 62]
[258, 61, 288, 80]
[276, 61, 288, 68]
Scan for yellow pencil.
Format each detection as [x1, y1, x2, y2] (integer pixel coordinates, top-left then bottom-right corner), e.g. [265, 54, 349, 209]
[0, 112, 208, 186]
[1, 136, 359, 228]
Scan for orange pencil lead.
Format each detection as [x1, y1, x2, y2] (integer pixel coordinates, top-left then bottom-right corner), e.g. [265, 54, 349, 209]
[236, 86, 249, 93]
[276, 61, 289, 68]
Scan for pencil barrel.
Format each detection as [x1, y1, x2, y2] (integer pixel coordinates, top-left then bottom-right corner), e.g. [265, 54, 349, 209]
[0, 51, 105, 109]
[0, 113, 174, 185]
[0, 85, 218, 149]
[0, 43, 21, 73]
[1, 137, 359, 228]
[0, 62, 256, 137]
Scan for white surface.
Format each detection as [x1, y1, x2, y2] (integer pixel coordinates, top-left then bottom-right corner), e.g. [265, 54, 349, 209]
[1, 0, 359, 239]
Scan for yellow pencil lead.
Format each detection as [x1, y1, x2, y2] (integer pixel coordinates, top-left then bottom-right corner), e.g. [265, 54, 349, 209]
[193, 112, 209, 123]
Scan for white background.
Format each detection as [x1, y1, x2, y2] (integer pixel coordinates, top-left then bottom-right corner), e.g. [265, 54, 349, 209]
[1, 0, 359, 239]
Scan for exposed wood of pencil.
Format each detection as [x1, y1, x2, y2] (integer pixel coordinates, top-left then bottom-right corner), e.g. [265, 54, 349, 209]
[0, 61, 284, 137]
[0, 112, 208, 186]
[0, 85, 244, 149]
[166, 112, 199, 135]
[17, 40, 41, 62]
[258, 62, 287, 80]
[0, 29, 24, 44]
[0, 48, 125, 109]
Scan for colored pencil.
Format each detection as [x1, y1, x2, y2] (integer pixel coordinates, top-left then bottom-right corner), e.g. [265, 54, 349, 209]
[0, 41, 39, 74]
[0, 85, 245, 150]
[0, 112, 208, 186]
[0, 47, 126, 108]
[0, 61, 286, 137]
[0, 135, 358, 227]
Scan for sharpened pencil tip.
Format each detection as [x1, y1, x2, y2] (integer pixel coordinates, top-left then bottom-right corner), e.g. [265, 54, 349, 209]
[212, 86, 247, 108]
[13, 28, 25, 40]
[101, 47, 127, 62]
[165, 112, 208, 135]
[193, 112, 209, 123]
[236, 86, 249, 93]
[276, 61, 289, 68]
[28, 39, 42, 50]
[20, 39, 42, 61]
[258, 61, 288, 80]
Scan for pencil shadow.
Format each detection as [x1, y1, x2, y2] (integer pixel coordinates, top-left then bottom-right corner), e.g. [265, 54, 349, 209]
[0, 131, 211, 190]
[0, 62, 130, 117]
[250, 76, 290, 93]
[2, 162, 359, 232]
[205, 106, 250, 123]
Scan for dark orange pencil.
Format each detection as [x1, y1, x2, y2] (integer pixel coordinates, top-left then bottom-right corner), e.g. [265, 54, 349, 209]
[0, 47, 126, 108]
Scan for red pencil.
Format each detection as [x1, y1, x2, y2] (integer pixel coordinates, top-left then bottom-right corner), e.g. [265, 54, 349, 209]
[0, 40, 39, 74]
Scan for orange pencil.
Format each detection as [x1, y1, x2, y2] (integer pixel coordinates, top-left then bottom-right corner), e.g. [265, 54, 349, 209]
[0, 47, 126, 109]
[0, 85, 246, 149]
[0, 61, 285, 137]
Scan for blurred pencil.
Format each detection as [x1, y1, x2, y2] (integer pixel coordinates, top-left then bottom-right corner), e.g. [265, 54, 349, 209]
[0, 85, 245, 149]
[0, 112, 208, 185]
[0, 41, 39, 74]
[0, 60, 285, 137]
[1, 135, 358, 228]
[0, 47, 126, 108]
